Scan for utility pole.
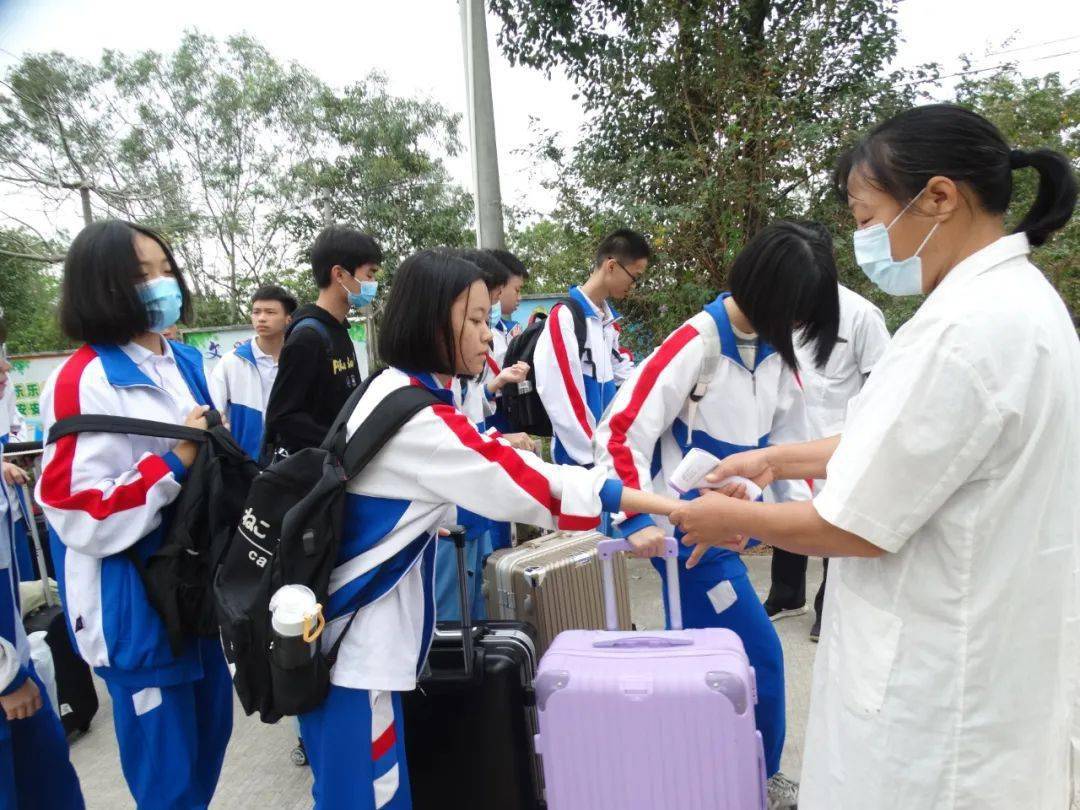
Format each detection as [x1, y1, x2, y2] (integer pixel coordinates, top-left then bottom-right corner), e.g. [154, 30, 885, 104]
[460, 0, 505, 249]
[79, 185, 92, 226]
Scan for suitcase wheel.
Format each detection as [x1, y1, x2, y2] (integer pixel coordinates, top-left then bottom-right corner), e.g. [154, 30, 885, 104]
[290, 740, 309, 767]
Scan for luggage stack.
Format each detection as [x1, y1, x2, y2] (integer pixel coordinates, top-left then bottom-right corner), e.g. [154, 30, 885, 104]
[484, 530, 632, 655]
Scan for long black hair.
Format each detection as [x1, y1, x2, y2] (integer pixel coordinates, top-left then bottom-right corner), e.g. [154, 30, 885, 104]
[728, 221, 840, 370]
[60, 220, 193, 345]
[833, 104, 1077, 247]
[378, 250, 483, 375]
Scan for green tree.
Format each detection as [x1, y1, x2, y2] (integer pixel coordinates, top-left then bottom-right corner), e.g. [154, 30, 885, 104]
[0, 230, 69, 354]
[490, 0, 934, 348]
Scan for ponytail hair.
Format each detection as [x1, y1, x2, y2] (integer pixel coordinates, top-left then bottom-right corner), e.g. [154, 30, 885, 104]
[833, 104, 1077, 247]
[1009, 148, 1078, 246]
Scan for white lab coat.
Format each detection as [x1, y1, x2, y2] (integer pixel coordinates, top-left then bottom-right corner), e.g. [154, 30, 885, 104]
[804, 234, 1080, 810]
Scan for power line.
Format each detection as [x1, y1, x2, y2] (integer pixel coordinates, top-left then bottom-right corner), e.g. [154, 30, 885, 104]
[896, 48, 1080, 89]
[984, 34, 1080, 58]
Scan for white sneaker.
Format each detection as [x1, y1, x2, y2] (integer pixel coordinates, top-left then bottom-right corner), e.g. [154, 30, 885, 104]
[767, 772, 799, 810]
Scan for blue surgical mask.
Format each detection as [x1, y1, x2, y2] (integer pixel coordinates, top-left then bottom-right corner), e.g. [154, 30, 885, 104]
[489, 302, 502, 328]
[137, 276, 183, 332]
[340, 277, 378, 309]
[852, 190, 939, 297]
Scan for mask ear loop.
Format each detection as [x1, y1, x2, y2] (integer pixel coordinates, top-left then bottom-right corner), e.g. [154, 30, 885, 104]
[887, 187, 926, 230]
[913, 221, 939, 258]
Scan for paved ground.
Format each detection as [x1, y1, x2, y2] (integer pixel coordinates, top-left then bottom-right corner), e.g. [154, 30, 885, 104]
[67, 552, 824, 808]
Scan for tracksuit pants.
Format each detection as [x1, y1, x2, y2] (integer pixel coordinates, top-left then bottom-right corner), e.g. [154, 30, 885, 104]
[299, 686, 411, 810]
[653, 557, 787, 777]
[0, 666, 83, 809]
[103, 637, 233, 809]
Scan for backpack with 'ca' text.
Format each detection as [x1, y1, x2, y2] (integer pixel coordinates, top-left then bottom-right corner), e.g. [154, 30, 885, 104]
[213, 369, 439, 722]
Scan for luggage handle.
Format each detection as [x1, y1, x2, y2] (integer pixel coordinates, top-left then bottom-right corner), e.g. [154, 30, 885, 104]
[446, 524, 474, 678]
[597, 537, 682, 631]
[18, 483, 54, 608]
[593, 636, 693, 649]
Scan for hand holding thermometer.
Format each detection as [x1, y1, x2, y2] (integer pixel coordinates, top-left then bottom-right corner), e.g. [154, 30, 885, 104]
[669, 448, 764, 500]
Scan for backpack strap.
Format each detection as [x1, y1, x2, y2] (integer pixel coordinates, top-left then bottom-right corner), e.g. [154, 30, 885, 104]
[685, 311, 722, 436]
[321, 378, 441, 668]
[289, 317, 334, 354]
[559, 296, 592, 369]
[47, 414, 215, 446]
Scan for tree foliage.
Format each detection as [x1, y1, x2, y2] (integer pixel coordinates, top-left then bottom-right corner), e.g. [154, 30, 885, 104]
[495, 1, 1077, 350]
[0, 31, 472, 340]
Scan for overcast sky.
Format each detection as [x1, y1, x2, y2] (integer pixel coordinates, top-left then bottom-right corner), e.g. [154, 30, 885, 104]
[0, 0, 1077, 233]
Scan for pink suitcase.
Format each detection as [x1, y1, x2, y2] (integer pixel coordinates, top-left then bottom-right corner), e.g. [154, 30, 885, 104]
[534, 537, 767, 810]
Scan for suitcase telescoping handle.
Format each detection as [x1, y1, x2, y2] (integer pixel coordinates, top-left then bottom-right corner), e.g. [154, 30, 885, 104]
[18, 482, 55, 609]
[447, 524, 474, 678]
[597, 537, 683, 631]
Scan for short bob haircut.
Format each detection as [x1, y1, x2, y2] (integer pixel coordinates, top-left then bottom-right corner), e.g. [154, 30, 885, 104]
[310, 226, 384, 289]
[378, 250, 483, 375]
[593, 228, 652, 269]
[489, 248, 529, 280]
[60, 219, 193, 345]
[458, 248, 510, 292]
[251, 284, 298, 315]
[728, 220, 840, 371]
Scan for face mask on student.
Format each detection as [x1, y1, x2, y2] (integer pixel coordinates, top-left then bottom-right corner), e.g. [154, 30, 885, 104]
[852, 188, 939, 297]
[490, 302, 502, 328]
[137, 277, 184, 332]
[341, 276, 378, 309]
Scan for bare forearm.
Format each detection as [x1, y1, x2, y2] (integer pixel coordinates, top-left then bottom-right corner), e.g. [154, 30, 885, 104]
[726, 498, 883, 558]
[768, 436, 840, 481]
[620, 487, 681, 518]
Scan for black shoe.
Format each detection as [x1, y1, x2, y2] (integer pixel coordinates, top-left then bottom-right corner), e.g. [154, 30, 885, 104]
[809, 614, 821, 642]
[764, 600, 808, 622]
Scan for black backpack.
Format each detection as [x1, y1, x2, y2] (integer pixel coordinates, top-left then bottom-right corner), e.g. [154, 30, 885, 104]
[214, 369, 439, 722]
[46, 410, 258, 655]
[500, 296, 588, 436]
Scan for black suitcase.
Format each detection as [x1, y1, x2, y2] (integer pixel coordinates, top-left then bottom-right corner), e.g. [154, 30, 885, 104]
[19, 484, 99, 736]
[402, 527, 543, 810]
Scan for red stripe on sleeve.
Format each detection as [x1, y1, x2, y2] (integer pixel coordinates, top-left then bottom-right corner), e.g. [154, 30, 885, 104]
[39, 345, 172, 520]
[431, 403, 599, 531]
[606, 324, 699, 491]
[548, 303, 593, 439]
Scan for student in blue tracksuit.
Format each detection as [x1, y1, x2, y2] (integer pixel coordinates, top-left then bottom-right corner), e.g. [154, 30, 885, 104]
[0, 355, 35, 583]
[595, 222, 841, 810]
[534, 229, 648, 467]
[209, 285, 298, 460]
[36, 220, 233, 810]
[0, 334, 84, 810]
[486, 248, 529, 434]
[298, 250, 680, 810]
[434, 249, 533, 621]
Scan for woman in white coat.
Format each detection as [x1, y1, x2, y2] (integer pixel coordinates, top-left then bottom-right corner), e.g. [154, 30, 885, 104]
[670, 104, 1080, 810]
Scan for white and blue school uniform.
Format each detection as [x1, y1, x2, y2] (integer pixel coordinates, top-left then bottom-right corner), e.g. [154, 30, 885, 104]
[0, 387, 34, 584]
[0, 440, 84, 809]
[208, 337, 277, 460]
[36, 339, 233, 810]
[534, 286, 634, 466]
[595, 293, 813, 778]
[300, 366, 623, 810]
[432, 375, 491, 622]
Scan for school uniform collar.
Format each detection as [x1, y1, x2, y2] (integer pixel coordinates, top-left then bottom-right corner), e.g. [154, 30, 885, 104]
[93, 338, 175, 389]
[569, 285, 620, 326]
[930, 232, 1031, 300]
[703, 293, 776, 372]
[235, 338, 257, 367]
[402, 369, 456, 406]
